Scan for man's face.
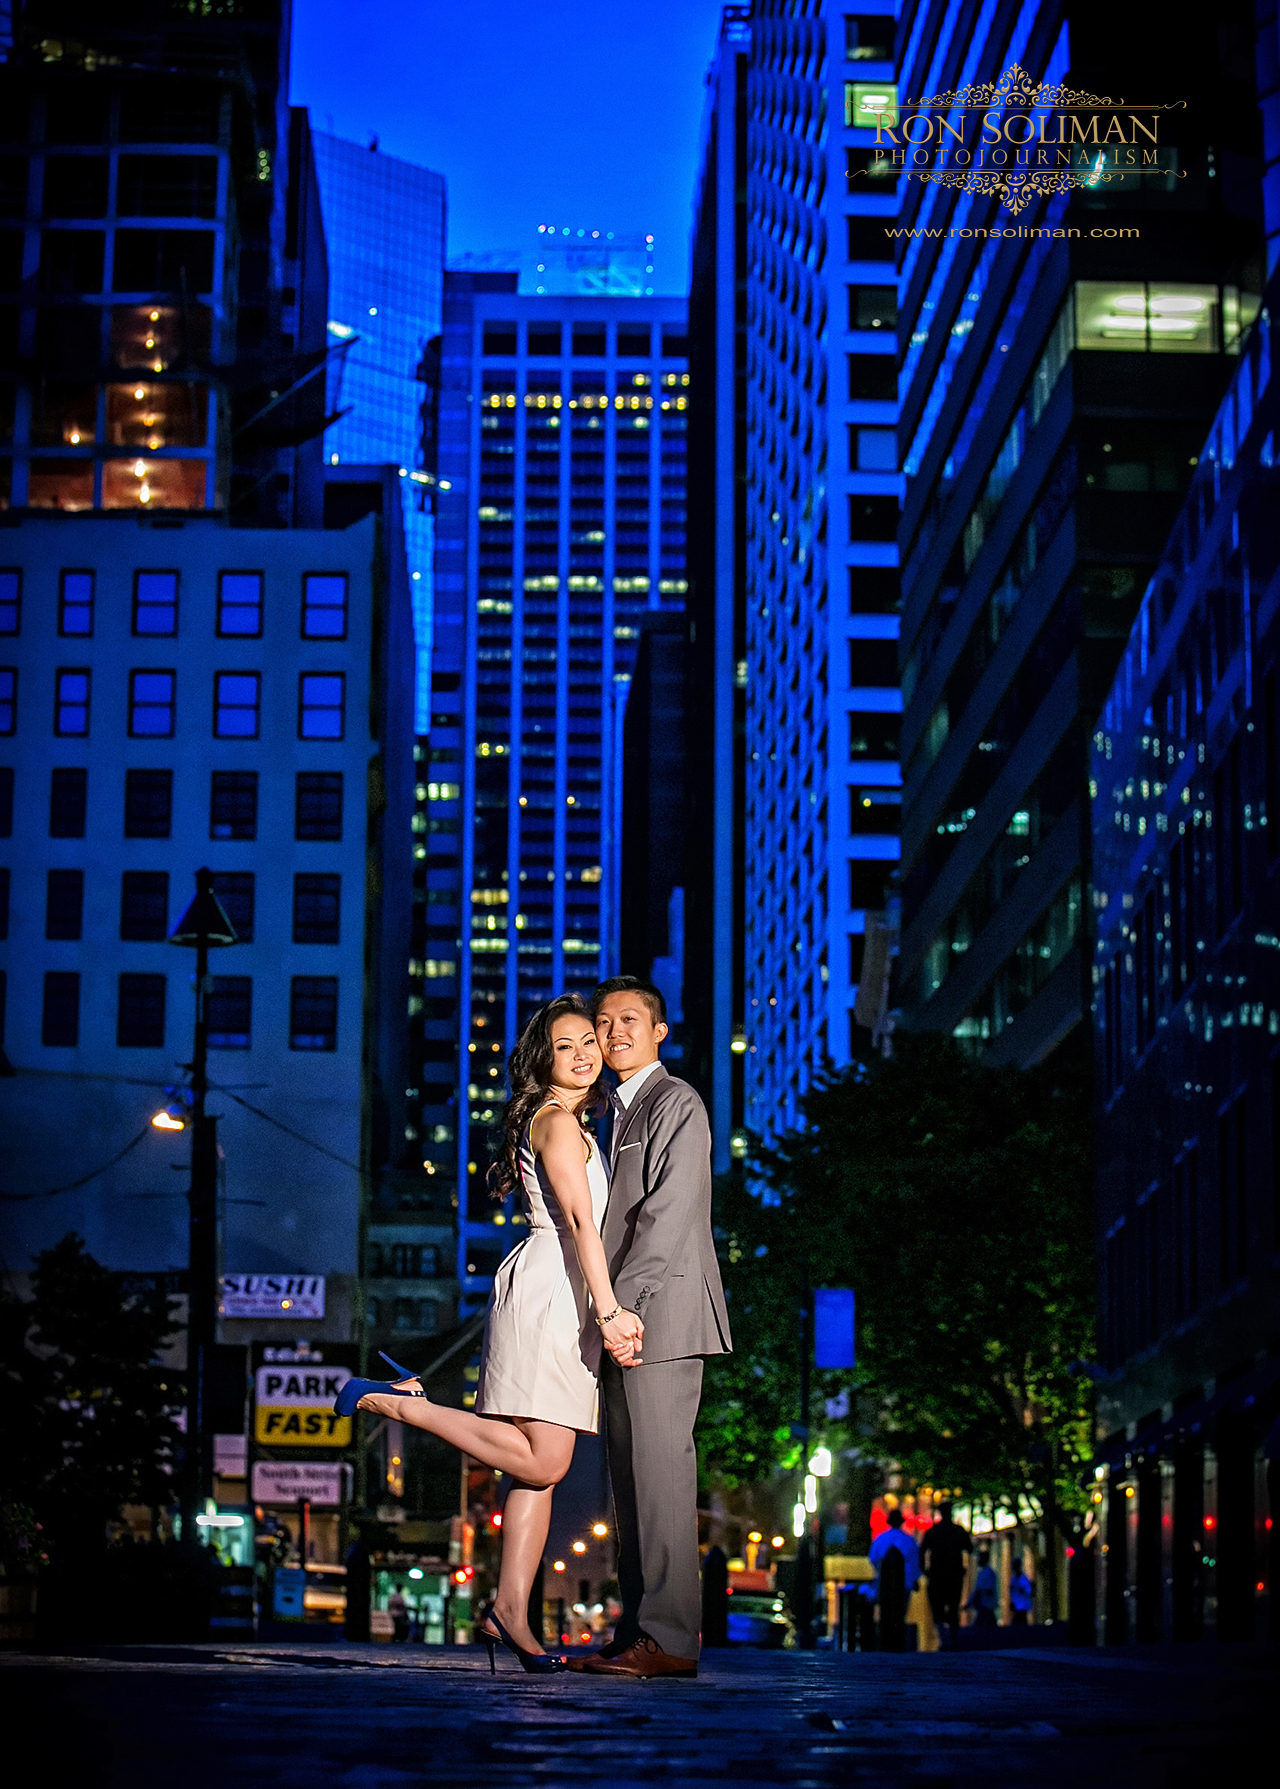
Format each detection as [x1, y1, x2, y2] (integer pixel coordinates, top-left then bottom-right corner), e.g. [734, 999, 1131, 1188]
[594, 991, 668, 1080]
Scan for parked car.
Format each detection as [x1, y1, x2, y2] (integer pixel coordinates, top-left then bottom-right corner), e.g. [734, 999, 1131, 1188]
[303, 1563, 347, 1623]
[726, 1590, 794, 1648]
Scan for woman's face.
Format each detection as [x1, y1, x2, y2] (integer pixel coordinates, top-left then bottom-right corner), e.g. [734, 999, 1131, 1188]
[547, 1014, 602, 1097]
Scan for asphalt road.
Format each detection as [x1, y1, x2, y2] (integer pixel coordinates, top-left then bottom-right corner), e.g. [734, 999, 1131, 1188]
[2, 1639, 1275, 1788]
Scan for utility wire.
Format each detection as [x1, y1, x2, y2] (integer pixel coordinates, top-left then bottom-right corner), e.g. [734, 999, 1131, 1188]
[0, 1125, 152, 1203]
[210, 1082, 374, 1180]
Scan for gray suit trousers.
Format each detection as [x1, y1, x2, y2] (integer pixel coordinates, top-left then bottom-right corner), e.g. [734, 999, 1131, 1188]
[602, 1353, 704, 1660]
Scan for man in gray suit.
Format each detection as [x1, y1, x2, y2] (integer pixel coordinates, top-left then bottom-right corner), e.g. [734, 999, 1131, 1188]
[576, 975, 732, 1679]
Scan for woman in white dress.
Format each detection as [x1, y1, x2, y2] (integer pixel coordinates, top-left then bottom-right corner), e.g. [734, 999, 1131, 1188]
[344, 995, 643, 1670]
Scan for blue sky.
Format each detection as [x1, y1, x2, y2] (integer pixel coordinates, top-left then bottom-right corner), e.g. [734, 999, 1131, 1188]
[290, 0, 725, 294]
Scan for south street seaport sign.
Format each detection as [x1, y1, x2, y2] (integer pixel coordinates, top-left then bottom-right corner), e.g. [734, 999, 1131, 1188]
[867, 60, 1184, 214]
[254, 1360, 353, 1447]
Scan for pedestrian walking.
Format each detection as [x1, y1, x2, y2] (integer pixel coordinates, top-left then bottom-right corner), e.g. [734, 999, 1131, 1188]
[966, 1547, 999, 1628]
[1009, 1556, 1034, 1626]
[920, 1501, 972, 1648]
[388, 1587, 409, 1644]
[869, 1508, 921, 1652]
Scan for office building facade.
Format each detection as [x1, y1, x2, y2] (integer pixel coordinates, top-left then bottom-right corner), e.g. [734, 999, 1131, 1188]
[312, 133, 446, 728]
[0, 510, 414, 1318]
[895, 1, 1262, 1067]
[1088, 279, 1279, 1644]
[0, 3, 329, 529]
[422, 275, 688, 1304]
[722, 0, 901, 1149]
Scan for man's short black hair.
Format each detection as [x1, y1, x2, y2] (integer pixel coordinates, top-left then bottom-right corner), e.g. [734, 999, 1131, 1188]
[592, 974, 667, 1025]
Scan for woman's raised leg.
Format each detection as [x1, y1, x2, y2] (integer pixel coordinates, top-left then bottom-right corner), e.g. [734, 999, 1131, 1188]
[485, 1482, 555, 1655]
[359, 1388, 577, 1488]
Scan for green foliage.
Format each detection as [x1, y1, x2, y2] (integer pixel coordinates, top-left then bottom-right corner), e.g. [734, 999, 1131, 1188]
[0, 1233, 181, 1550]
[700, 1034, 1096, 1516]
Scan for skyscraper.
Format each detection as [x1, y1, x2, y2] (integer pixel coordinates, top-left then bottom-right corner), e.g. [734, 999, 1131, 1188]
[690, 1, 901, 1152]
[422, 275, 688, 1306]
[895, 2, 1262, 1066]
[311, 134, 446, 729]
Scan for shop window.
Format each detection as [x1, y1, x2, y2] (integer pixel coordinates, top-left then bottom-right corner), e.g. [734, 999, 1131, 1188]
[214, 671, 260, 739]
[111, 303, 211, 370]
[102, 457, 205, 510]
[1075, 281, 1220, 353]
[217, 572, 262, 637]
[301, 572, 347, 639]
[40, 230, 104, 294]
[31, 381, 96, 447]
[120, 870, 169, 941]
[0, 568, 17, 634]
[50, 766, 87, 837]
[295, 770, 343, 840]
[207, 976, 252, 1049]
[116, 155, 218, 220]
[45, 868, 83, 940]
[210, 871, 254, 942]
[133, 570, 178, 635]
[210, 770, 258, 840]
[28, 460, 93, 511]
[42, 971, 79, 1047]
[112, 229, 216, 295]
[107, 381, 208, 449]
[117, 973, 166, 1048]
[54, 667, 90, 736]
[292, 872, 340, 944]
[290, 976, 338, 1050]
[128, 669, 176, 737]
[848, 284, 896, 330]
[298, 672, 344, 740]
[43, 156, 108, 218]
[123, 768, 172, 839]
[59, 570, 93, 635]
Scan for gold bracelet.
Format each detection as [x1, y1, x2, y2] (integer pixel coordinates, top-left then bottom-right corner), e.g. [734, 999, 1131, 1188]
[595, 1304, 623, 1328]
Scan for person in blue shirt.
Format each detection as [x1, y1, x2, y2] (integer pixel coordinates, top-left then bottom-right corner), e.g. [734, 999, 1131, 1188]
[966, 1547, 999, 1627]
[1009, 1556, 1034, 1625]
[869, 1509, 921, 1651]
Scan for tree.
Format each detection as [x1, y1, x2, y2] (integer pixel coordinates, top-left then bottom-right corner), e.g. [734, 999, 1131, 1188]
[699, 1034, 1096, 1524]
[0, 1233, 181, 1551]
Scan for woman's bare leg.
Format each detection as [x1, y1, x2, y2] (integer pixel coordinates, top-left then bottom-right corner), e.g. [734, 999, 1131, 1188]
[485, 1483, 554, 1655]
[359, 1386, 577, 1488]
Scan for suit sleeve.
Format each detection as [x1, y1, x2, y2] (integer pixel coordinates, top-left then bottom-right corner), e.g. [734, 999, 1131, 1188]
[612, 1085, 710, 1307]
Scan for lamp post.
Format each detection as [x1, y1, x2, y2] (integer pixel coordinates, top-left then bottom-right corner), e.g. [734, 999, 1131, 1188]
[168, 867, 238, 1539]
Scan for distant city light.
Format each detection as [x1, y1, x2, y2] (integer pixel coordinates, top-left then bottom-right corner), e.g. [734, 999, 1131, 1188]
[591, 1522, 608, 1538]
[407, 1567, 424, 1580]
[572, 1540, 587, 1554]
[552, 1559, 566, 1572]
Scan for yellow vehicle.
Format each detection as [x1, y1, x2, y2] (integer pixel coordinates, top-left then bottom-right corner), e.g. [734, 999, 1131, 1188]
[303, 1562, 347, 1623]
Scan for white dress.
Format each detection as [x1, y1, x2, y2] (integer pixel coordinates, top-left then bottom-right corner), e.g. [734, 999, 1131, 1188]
[474, 1115, 610, 1434]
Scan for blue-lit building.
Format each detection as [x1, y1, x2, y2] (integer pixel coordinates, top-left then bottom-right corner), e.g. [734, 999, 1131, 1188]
[1088, 281, 1280, 1646]
[895, 1, 1263, 1067]
[720, 0, 901, 1148]
[311, 133, 446, 728]
[422, 274, 689, 1305]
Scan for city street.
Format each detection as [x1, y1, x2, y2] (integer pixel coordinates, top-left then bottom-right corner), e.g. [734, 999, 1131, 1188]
[2, 1640, 1275, 1788]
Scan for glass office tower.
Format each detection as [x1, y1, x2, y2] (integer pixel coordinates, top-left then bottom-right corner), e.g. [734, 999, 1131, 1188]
[421, 277, 689, 1306]
[312, 134, 446, 728]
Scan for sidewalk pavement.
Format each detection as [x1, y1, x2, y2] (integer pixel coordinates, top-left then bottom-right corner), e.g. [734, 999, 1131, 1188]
[1, 1638, 1274, 1788]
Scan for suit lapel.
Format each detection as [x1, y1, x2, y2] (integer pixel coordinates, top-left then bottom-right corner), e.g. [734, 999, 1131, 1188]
[611, 1063, 669, 1166]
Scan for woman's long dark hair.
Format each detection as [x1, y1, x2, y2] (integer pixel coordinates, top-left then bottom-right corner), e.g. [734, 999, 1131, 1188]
[488, 994, 606, 1201]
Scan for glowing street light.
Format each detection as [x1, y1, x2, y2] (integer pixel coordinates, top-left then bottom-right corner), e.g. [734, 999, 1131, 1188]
[591, 1522, 609, 1538]
[571, 1540, 587, 1555]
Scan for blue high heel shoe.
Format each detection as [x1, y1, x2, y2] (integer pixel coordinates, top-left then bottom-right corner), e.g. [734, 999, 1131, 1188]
[333, 1360, 426, 1418]
[477, 1602, 566, 1676]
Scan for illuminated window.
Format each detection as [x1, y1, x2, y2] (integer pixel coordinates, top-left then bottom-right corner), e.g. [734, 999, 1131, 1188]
[54, 667, 89, 736]
[1074, 282, 1221, 354]
[106, 381, 208, 449]
[133, 570, 178, 635]
[845, 82, 898, 128]
[28, 460, 93, 511]
[299, 672, 344, 740]
[59, 570, 93, 635]
[103, 458, 205, 510]
[302, 572, 348, 639]
[213, 671, 260, 739]
[128, 668, 176, 737]
[217, 571, 263, 637]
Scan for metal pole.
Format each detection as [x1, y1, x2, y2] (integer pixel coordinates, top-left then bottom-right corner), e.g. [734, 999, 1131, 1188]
[796, 1259, 815, 1649]
[184, 877, 220, 1538]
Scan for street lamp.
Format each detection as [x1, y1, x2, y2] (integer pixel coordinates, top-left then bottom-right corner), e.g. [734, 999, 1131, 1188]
[168, 866, 239, 1540]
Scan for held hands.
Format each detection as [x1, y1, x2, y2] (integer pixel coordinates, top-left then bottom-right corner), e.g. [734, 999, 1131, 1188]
[600, 1307, 644, 1367]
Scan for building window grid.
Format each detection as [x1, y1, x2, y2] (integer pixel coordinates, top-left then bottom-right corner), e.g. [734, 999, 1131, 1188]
[217, 571, 264, 638]
[54, 667, 89, 736]
[128, 667, 176, 737]
[214, 670, 261, 739]
[133, 570, 178, 637]
[58, 570, 94, 636]
[299, 672, 345, 740]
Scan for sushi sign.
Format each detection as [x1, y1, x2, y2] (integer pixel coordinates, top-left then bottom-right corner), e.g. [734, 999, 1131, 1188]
[252, 1342, 355, 1447]
[222, 1273, 325, 1319]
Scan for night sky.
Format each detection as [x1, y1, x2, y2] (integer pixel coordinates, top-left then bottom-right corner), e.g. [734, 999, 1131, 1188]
[290, 0, 725, 294]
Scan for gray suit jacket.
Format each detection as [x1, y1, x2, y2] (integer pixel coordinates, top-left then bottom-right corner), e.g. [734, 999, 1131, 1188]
[601, 1064, 732, 1364]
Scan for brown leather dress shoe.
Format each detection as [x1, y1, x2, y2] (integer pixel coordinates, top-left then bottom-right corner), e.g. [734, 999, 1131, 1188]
[566, 1638, 627, 1672]
[582, 1635, 697, 1679]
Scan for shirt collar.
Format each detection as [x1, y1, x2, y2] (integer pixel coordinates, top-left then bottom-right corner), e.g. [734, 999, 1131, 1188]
[613, 1059, 662, 1110]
